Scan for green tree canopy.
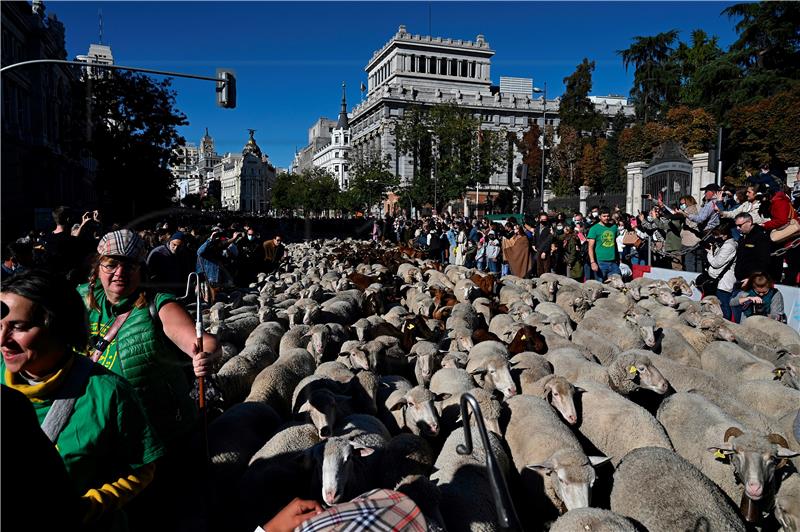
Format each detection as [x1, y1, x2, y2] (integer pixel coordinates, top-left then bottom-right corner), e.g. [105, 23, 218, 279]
[82, 71, 187, 224]
[559, 58, 604, 136]
[346, 149, 399, 213]
[271, 168, 340, 216]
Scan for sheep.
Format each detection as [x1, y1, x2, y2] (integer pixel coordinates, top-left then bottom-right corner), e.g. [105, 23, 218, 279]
[313, 361, 354, 383]
[504, 395, 610, 521]
[533, 302, 573, 339]
[657, 391, 798, 509]
[244, 348, 316, 418]
[553, 286, 591, 323]
[291, 375, 354, 438]
[577, 309, 656, 351]
[396, 263, 422, 284]
[453, 278, 480, 303]
[725, 321, 784, 364]
[466, 341, 517, 398]
[430, 420, 512, 532]
[609, 446, 746, 532]
[379, 433, 436, 490]
[499, 283, 534, 307]
[775, 473, 800, 532]
[701, 341, 776, 383]
[377, 376, 440, 437]
[654, 326, 701, 368]
[549, 508, 636, 532]
[318, 295, 361, 325]
[306, 322, 348, 363]
[248, 423, 321, 465]
[215, 340, 277, 405]
[732, 379, 800, 422]
[315, 414, 391, 506]
[776, 352, 800, 391]
[647, 354, 778, 433]
[572, 380, 672, 466]
[740, 315, 800, 351]
[408, 341, 442, 387]
[521, 374, 581, 425]
[278, 325, 311, 356]
[546, 349, 669, 396]
[488, 313, 524, 343]
[429, 367, 476, 435]
[570, 328, 619, 365]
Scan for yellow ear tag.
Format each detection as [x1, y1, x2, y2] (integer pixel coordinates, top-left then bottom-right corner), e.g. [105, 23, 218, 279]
[714, 450, 727, 459]
[520, 334, 527, 340]
[775, 369, 784, 377]
[629, 366, 638, 374]
[407, 324, 414, 330]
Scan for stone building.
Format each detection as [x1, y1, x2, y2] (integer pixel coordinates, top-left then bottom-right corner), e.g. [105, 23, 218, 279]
[1, 0, 94, 238]
[310, 83, 352, 189]
[219, 130, 276, 213]
[291, 117, 338, 174]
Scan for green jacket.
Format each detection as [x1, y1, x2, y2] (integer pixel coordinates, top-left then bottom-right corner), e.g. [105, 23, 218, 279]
[78, 283, 198, 445]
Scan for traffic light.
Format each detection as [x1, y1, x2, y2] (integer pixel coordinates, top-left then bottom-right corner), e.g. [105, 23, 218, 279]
[217, 70, 236, 109]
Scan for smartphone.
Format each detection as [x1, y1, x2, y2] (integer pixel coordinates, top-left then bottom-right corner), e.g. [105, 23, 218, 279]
[641, 194, 652, 200]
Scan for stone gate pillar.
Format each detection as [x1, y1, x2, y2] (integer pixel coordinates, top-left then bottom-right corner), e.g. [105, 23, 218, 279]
[691, 152, 716, 200]
[625, 161, 648, 214]
[579, 185, 590, 215]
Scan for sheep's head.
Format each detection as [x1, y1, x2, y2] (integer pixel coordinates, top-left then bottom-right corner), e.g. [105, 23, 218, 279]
[448, 327, 474, 353]
[549, 318, 572, 341]
[412, 342, 442, 387]
[541, 375, 582, 425]
[652, 286, 677, 307]
[547, 280, 558, 302]
[774, 353, 800, 390]
[467, 354, 517, 399]
[352, 318, 371, 342]
[307, 325, 330, 361]
[457, 281, 480, 303]
[389, 386, 440, 437]
[708, 428, 799, 501]
[508, 325, 547, 355]
[625, 311, 656, 348]
[299, 388, 342, 438]
[605, 274, 625, 291]
[526, 449, 610, 511]
[668, 276, 693, 297]
[464, 387, 502, 436]
[700, 296, 723, 317]
[614, 352, 669, 394]
[303, 302, 322, 325]
[318, 437, 375, 506]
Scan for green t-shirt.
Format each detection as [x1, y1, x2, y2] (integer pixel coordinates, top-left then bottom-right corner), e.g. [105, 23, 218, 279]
[85, 291, 176, 375]
[1, 356, 164, 496]
[587, 222, 618, 262]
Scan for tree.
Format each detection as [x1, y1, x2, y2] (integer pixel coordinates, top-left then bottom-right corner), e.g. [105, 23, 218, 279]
[618, 30, 682, 123]
[516, 120, 543, 204]
[394, 102, 507, 212]
[271, 168, 339, 216]
[617, 121, 669, 166]
[577, 139, 607, 190]
[551, 126, 582, 195]
[723, 2, 800, 75]
[601, 110, 630, 192]
[559, 58, 604, 136]
[663, 106, 717, 155]
[346, 149, 399, 213]
[674, 29, 725, 108]
[82, 71, 188, 224]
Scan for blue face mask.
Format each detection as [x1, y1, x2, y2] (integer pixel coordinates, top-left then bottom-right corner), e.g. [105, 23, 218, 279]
[679, 204, 687, 211]
[247, 235, 254, 241]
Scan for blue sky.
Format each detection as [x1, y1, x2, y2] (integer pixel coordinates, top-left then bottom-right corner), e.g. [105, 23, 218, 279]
[51, 1, 741, 168]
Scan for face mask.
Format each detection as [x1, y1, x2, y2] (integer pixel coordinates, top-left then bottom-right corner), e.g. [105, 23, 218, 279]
[247, 235, 254, 240]
[556, 225, 563, 231]
[679, 204, 687, 211]
[646, 215, 654, 222]
[573, 218, 580, 224]
[591, 212, 598, 218]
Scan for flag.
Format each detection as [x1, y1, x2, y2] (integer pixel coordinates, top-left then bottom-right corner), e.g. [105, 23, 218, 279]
[360, 82, 366, 92]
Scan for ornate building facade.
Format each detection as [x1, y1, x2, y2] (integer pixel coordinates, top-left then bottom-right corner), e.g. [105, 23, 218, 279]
[310, 83, 352, 189]
[219, 130, 276, 213]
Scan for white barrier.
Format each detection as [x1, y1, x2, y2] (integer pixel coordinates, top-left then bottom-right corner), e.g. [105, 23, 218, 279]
[643, 267, 800, 331]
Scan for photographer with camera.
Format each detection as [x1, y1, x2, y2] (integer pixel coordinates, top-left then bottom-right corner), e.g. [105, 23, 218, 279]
[697, 221, 738, 320]
[731, 272, 786, 323]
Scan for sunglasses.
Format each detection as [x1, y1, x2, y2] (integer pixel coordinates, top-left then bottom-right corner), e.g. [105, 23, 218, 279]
[735, 222, 749, 228]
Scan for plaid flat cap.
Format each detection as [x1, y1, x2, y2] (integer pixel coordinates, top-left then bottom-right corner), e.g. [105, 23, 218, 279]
[96, 229, 146, 262]
[296, 489, 426, 532]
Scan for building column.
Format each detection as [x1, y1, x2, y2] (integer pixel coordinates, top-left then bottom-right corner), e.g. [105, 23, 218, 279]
[787, 166, 799, 187]
[625, 161, 648, 214]
[691, 152, 714, 201]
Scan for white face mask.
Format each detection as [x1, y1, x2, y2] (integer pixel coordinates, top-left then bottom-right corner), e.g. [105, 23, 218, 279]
[591, 212, 599, 218]
[247, 235, 255, 241]
[556, 225, 563, 230]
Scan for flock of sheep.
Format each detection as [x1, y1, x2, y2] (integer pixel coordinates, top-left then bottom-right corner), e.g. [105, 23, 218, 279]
[196, 238, 800, 532]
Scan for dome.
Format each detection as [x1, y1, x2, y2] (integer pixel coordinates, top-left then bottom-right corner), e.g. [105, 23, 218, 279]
[242, 129, 263, 159]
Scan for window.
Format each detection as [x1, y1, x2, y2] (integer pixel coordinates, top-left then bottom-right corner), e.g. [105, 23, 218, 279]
[419, 55, 426, 74]
[410, 55, 416, 72]
[429, 56, 437, 75]
[450, 59, 458, 76]
[470, 61, 477, 78]
[335, 165, 339, 172]
[460, 60, 468, 77]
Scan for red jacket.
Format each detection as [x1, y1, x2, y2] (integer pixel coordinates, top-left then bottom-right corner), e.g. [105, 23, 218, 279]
[762, 191, 799, 231]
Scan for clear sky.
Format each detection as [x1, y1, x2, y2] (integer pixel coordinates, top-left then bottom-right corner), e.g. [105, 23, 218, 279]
[50, 1, 741, 168]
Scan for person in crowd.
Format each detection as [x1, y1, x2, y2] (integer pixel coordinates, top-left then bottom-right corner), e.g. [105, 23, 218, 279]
[587, 207, 620, 281]
[558, 223, 584, 281]
[502, 221, 531, 278]
[651, 205, 683, 270]
[475, 231, 487, 272]
[704, 221, 738, 320]
[718, 185, 768, 226]
[760, 185, 800, 286]
[197, 228, 239, 296]
[732, 212, 773, 321]
[573, 221, 591, 281]
[371, 219, 381, 242]
[454, 224, 468, 266]
[1, 242, 30, 279]
[731, 272, 786, 323]
[619, 217, 647, 266]
[263, 233, 286, 274]
[532, 213, 554, 277]
[746, 163, 782, 192]
[668, 195, 703, 272]
[42, 206, 82, 281]
[236, 227, 266, 286]
[78, 229, 219, 529]
[485, 229, 501, 274]
[2, 269, 164, 530]
[446, 223, 458, 265]
[146, 231, 193, 294]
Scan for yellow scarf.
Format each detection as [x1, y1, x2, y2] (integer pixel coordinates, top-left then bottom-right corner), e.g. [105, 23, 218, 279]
[5, 354, 75, 403]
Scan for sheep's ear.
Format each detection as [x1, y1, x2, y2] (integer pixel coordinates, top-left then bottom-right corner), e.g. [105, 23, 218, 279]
[526, 461, 554, 475]
[589, 455, 611, 467]
[772, 367, 786, 380]
[434, 392, 452, 402]
[573, 385, 586, 394]
[349, 441, 375, 457]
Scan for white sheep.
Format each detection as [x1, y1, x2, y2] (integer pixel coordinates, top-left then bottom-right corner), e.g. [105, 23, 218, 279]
[549, 508, 636, 532]
[610, 446, 746, 532]
[505, 395, 610, 521]
[245, 348, 316, 418]
[466, 341, 517, 398]
[377, 376, 440, 437]
[521, 374, 582, 425]
[546, 349, 669, 396]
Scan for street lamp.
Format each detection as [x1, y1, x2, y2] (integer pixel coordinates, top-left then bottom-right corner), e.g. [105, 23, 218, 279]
[427, 129, 437, 214]
[533, 82, 547, 213]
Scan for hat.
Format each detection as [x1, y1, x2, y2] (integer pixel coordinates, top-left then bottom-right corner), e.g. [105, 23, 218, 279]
[700, 183, 721, 192]
[211, 226, 224, 233]
[170, 231, 185, 242]
[96, 229, 146, 262]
